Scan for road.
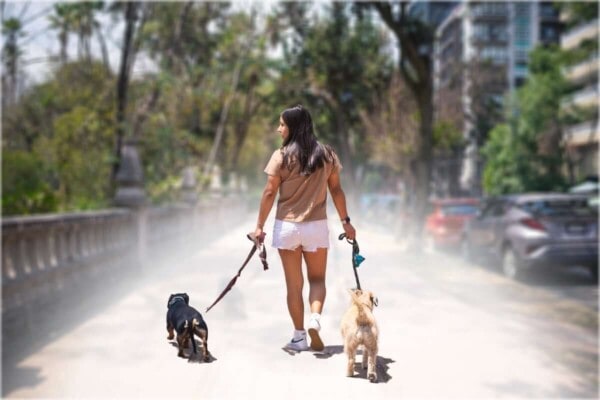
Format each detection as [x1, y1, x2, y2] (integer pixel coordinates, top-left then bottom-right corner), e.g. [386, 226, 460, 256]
[3, 215, 598, 399]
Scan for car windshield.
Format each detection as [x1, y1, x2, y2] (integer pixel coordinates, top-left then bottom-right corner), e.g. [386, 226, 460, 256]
[441, 204, 479, 216]
[519, 199, 598, 217]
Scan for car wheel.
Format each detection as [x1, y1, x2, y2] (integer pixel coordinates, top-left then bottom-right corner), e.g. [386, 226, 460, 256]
[502, 247, 522, 280]
[589, 265, 598, 283]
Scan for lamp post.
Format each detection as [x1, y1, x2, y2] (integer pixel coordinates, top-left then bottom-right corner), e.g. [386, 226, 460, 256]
[114, 138, 146, 208]
[113, 138, 147, 266]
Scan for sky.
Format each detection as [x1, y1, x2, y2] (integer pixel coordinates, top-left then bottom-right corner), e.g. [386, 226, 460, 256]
[2, 0, 290, 86]
[3, 1, 152, 85]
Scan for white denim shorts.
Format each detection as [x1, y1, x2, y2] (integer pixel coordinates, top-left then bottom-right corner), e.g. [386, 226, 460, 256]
[272, 219, 330, 252]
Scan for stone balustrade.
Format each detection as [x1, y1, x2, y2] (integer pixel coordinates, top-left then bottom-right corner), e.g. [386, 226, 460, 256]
[2, 196, 246, 339]
[2, 210, 137, 312]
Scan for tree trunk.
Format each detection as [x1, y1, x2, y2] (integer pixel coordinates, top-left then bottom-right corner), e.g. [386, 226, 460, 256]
[335, 112, 357, 194]
[202, 57, 243, 179]
[96, 26, 110, 72]
[112, 2, 138, 187]
[230, 81, 259, 172]
[413, 89, 433, 240]
[372, 2, 435, 248]
[307, 84, 357, 192]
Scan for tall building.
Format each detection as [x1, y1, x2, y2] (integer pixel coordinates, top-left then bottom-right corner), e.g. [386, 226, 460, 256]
[408, 1, 459, 28]
[433, 1, 561, 195]
[560, 9, 599, 181]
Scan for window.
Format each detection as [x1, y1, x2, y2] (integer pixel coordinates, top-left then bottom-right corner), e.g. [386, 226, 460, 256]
[541, 26, 558, 41]
[441, 204, 479, 216]
[472, 3, 508, 18]
[481, 46, 508, 63]
[473, 23, 489, 40]
[540, 4, 558, 18]
[490, 25, 508, 41]
[515, 3, 530, 14]
[481, 201, 506, 218]
[520, 199, 597, 217]
[514, 49, 529, 62]
[514, 64, 528, 77]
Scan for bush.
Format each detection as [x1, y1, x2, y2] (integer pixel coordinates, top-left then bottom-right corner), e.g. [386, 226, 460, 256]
[2, 150, 58, 215]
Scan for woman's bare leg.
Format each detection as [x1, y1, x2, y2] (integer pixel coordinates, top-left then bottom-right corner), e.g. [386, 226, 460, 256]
[303, 248, 328, 314]
[278, 248, 304, 330]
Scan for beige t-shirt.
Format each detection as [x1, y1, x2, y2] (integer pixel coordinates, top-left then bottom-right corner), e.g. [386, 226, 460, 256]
[264, 147, 342, 222]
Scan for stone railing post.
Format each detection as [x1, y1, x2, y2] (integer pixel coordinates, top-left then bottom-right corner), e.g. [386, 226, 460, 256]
[181, 166, 198, 205]
[114, 138, 147, 265]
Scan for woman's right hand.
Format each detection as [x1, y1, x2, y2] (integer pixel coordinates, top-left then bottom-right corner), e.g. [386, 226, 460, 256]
[254, 227, 265, 244]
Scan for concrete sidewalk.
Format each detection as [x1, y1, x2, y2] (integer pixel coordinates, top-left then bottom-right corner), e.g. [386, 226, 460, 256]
[3, 217, 597, 399]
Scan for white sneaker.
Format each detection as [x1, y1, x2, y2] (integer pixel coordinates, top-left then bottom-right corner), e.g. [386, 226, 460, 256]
[284, 335, 309, 351]
[307, 317, 324, 351]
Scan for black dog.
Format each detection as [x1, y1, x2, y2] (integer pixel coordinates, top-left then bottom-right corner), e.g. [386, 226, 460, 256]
[166, 293, 210, 361]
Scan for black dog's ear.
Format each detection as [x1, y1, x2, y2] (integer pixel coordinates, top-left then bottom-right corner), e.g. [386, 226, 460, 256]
[183, 293, 190, 305]
[168, 294, 175, 309]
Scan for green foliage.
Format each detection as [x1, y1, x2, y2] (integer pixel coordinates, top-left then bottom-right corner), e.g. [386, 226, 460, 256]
[2, 3, 414, 215]
[146, 174, 183, 204]
[274, 2, 395, 179]
[555, 2, 599, 29]
[2, 150, 58, 215]
[433, 120, 463, 150]
[3, 61, 114, 213]
[483, 124, 528, 195]
[51, 105, 113, 210]
[482, 47, 568, 195]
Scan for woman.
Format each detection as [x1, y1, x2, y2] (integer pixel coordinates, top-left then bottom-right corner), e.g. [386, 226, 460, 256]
[254, 105, 356, 351]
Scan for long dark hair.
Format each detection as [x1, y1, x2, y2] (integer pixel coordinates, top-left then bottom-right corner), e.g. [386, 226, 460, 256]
[280, 105, 334, 175]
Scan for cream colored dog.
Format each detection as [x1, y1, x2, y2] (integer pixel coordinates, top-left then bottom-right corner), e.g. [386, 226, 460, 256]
[340, 288, 379, 382]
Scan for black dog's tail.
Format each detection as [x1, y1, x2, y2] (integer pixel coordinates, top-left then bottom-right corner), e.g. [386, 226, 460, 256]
[189, 318, 199, 354]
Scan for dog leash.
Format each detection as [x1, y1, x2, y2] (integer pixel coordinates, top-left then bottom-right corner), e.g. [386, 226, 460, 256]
[338, 233, 365, 290]
[206, 232, 268, 312]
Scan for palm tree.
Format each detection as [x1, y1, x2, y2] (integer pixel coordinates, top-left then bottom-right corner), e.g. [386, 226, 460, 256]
[71, 2, 98, 60]
[2, 17, 24, 105]
[48, 3, 76, 63]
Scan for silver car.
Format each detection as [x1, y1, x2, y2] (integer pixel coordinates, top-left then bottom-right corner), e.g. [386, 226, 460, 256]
[461, 193, 598, 280]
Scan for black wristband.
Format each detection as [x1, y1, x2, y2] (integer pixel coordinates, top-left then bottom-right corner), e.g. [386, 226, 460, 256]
[341, 216, 351, 224]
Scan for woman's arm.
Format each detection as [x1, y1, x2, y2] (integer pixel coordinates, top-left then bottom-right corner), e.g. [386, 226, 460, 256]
[327, 171, 356, 240]
[254, 174, 281, 240]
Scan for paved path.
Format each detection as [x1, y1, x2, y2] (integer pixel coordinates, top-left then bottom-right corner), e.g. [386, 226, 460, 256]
[3, 216, 598, 399]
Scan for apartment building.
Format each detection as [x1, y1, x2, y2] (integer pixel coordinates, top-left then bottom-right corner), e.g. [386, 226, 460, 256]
[560, 11, 599, 180]
[433, 1, 561, 194]
[408, 1, 459, 28]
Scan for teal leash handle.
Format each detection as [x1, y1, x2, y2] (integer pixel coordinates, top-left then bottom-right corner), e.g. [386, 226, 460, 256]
[338, 233, 364, 290]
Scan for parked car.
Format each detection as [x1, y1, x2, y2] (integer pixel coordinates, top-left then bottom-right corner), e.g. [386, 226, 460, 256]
[461, 193, 598, 280]
[424, 198, 480, 250]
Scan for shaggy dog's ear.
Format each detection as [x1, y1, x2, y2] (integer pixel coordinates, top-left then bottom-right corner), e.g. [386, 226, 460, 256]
[168, 294, 175, 308]
[348, 288, 363, 303]
[371, 296, 378, 307]
[183, 293, 190, 305]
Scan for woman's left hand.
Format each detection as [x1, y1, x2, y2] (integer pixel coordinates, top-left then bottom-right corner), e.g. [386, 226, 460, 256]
[343, 222, 356, 241]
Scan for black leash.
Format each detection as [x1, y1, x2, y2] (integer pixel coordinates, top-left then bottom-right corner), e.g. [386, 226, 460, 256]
[338, 233, 365, 290]
[206, 232, 268, 312]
